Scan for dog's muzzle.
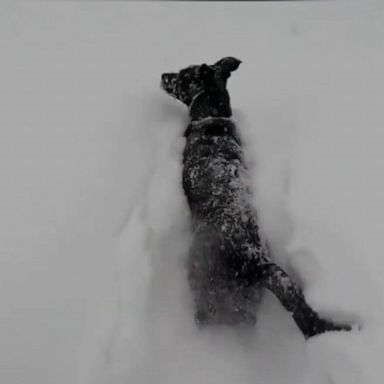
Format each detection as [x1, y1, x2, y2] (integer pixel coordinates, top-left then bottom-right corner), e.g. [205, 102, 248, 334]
[161, 73, 177, 94]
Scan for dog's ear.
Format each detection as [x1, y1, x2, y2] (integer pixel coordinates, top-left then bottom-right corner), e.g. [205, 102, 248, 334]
[213, 57, 242, 79]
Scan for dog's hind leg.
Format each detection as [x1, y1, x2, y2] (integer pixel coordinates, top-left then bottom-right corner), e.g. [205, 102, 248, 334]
[187, 226, 222, 327]
[259, 262, 352, 339]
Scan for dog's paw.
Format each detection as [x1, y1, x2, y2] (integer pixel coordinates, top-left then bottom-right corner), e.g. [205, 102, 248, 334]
[293, 304, 357, 339]
[304, 317, 353, 339]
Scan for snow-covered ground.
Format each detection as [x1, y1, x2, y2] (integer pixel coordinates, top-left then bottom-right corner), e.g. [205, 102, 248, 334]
[1, 2, 384, 384]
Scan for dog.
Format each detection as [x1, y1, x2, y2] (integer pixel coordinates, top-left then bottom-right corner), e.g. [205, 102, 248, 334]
[161, 57, 351, 338]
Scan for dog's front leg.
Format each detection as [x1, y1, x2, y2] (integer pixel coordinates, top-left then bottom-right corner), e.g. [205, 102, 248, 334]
[259, 263, 352, 339]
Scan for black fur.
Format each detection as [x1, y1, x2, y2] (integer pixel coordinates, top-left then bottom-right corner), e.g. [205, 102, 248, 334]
[161, 57, 352, 338]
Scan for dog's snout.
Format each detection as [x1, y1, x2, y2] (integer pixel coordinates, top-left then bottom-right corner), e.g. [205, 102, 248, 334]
[161, 73, 173, 84]
[161, 73, 177, 84]
[161, 73, 178, 95]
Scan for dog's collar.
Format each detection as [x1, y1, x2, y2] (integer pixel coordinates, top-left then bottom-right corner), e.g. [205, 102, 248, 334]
[184, 116, 240, 145]
[189, 90, 205, 112]
[190, 116, 232, 126]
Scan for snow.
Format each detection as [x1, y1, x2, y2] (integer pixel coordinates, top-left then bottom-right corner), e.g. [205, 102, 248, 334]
[1, 2, 384, 384]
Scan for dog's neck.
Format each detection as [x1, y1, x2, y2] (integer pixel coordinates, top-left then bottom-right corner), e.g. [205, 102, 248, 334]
[184, 115, 239, 144]
[189, 90, 232, 123]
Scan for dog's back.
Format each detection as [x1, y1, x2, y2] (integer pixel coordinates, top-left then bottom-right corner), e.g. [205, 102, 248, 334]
[183, 117, 266, 326]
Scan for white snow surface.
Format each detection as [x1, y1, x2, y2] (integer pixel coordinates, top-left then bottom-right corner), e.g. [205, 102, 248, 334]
[1, 2, 384, 384]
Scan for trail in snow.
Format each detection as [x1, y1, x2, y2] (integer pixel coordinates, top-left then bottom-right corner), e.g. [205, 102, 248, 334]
[92, 94, 339, 384]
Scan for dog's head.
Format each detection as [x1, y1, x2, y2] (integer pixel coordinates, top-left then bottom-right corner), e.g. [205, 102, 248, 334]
[161, 57, 241, 107]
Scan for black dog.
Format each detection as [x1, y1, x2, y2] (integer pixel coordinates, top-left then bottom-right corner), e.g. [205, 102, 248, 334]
[161, 57, 351, 338]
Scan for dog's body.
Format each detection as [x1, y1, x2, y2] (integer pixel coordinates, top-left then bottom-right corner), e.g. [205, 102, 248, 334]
[161, 57, 351, 338]
[183, 117, 264, 325]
